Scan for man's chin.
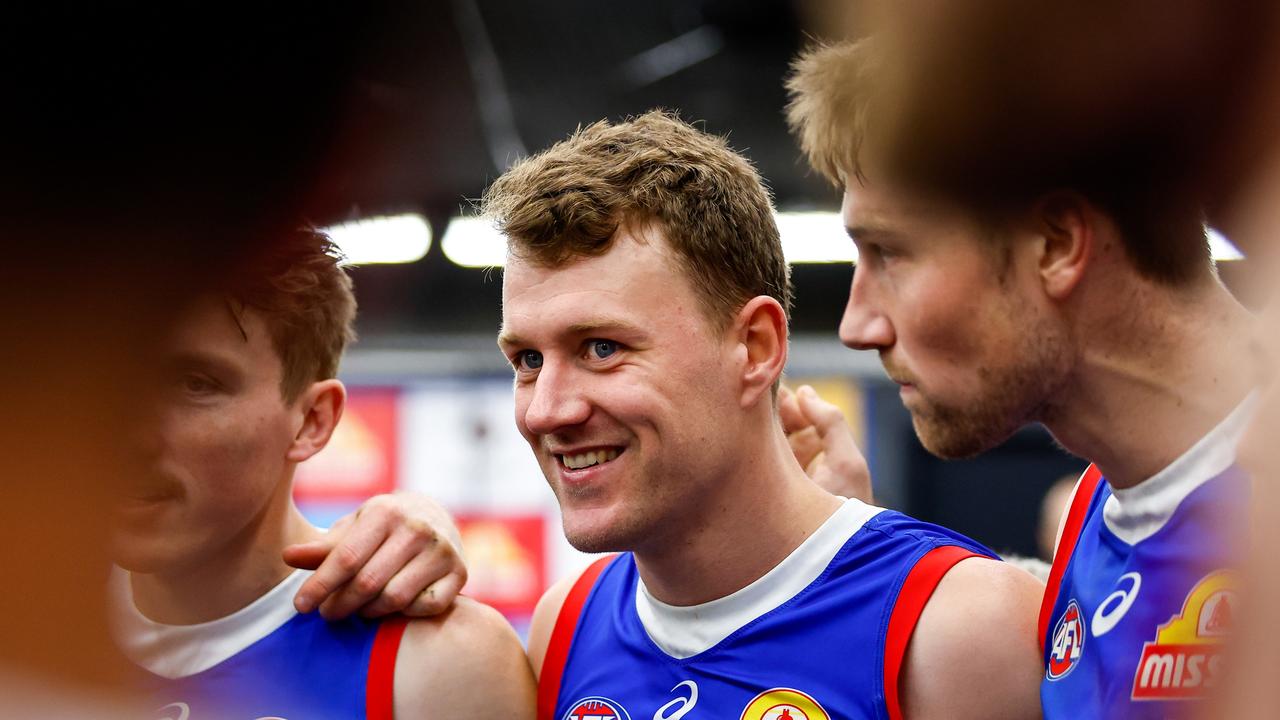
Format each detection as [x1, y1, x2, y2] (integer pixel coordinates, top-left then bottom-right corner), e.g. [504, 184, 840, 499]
[912, 413, 1014, 460]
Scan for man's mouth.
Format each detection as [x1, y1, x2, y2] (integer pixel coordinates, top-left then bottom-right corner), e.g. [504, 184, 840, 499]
[557, 447, 622, 470]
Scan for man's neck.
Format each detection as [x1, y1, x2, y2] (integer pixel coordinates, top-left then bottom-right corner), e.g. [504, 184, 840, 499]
[633, 421, 844, 607]
[130, 504, 320, 625]
[1046, 277, 1254, 489]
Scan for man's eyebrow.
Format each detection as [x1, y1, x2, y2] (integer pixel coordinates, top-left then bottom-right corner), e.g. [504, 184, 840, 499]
[496, 319, 647, 348]
[844, 223, 896, 242]
[165, 350, 240, 376]
[565, 319, 645, 336]
[496, 327, 524, 349]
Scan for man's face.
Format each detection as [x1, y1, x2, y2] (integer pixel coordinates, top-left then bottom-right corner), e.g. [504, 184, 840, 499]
[500, 226, 742, 554]
[111, 296, 302, 574]
[838, 182, 1070, 458]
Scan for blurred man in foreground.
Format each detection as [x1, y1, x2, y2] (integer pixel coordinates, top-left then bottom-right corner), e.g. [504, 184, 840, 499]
[488, 111, 1042, 720]
[110, 231, 533, 718]
[787, 38, 1254, 719]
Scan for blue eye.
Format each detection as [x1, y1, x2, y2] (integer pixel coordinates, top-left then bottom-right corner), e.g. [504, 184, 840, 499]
[518, 350, 543, 370]
[589, 340, 618, 359]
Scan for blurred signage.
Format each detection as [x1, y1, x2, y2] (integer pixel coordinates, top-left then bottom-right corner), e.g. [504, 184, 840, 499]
[294, 387, 399, 502]
[456, 514, 547, 618]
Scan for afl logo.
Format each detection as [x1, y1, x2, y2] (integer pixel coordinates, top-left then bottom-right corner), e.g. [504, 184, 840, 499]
[1047, 600, 1086, 680]
[739, 688, 830, 720]
[563, 696, 631, 720]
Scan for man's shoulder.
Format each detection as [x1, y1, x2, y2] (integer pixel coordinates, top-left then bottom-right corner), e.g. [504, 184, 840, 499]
[394, 598, 535, 719]
[901, 557, 1044, 720]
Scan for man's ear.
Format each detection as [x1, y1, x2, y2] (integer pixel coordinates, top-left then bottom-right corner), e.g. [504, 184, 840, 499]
[734, 296, 789, 409]
[286, 379, 346, 463]
[1032, 191, 1096, 300]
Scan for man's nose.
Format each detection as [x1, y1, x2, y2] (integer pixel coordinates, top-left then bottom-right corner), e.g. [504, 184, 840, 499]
[838, 267, 894, 351]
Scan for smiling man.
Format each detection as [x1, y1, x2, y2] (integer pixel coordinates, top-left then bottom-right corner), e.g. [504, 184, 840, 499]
[787, 39, 1255, 719]
[109, 231, 534, 719]
[486, 111, 1042, 720]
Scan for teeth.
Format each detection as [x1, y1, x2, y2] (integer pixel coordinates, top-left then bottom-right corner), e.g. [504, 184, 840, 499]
[562, 449, 620, 470]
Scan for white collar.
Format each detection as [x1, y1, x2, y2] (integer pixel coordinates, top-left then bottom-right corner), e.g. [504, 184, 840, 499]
[108, 567, 308, 679]
[634, 498, 884, 659]
[1103, 393, 1256, 545]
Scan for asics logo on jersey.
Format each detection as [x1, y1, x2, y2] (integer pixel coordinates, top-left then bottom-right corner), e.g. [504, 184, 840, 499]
[1092, 572, 1142, 637]
[1047, 600, 1086, 680]
[653, 680, 698, 720]
[155, 703, 286, 720]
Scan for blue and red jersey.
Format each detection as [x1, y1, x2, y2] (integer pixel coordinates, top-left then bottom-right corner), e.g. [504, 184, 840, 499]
[538, 499, 997, 720]
[1040, 400, 1251, 719]
[111, 569, 406, 720]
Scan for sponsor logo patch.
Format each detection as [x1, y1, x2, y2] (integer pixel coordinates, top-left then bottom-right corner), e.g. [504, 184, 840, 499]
[563, 696, 631, 720]
[1131, 571, 1234, 700]
[1047, 600, 1086, 680]
[739, 688, 830, 720]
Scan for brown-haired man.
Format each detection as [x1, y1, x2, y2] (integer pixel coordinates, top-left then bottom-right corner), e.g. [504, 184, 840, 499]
[489, 110, 1042, 720]
[109, 230, 534, 718]
[787, 39, 1254, 719]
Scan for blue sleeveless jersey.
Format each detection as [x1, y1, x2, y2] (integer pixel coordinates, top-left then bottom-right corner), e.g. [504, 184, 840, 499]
[1041, 460, 1247, 719]
[112, 569, 406, 720]
[138, 611, 400, 719]
[546, 503, 996, 720]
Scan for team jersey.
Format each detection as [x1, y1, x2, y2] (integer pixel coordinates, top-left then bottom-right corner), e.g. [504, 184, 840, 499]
[1040, 397, 1252, 719]
[538, 498, 997, 720]
[109, 567, 407, 720]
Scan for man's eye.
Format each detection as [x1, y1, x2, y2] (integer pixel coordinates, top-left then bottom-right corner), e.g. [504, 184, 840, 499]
[517, 350, 544, 371]
[183, 375, 218, 394]
[588, 340, 619, 360]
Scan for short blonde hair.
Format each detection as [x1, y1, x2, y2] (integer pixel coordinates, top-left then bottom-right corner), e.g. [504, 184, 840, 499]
[785, 39, 883, 188]
[482, 110, 790, 328]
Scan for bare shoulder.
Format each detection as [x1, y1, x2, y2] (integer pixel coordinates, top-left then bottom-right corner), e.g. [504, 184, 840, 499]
[393, 597, 535, 719]
[901, 557, 1044, 720]
[527, 567, 588, 678]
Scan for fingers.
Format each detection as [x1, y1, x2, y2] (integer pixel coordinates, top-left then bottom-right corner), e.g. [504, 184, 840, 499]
[795, 385, 874, 502]
[358, 553, 468, 618]
[778, 384, 811, 434]
[317, 528, 426, 620]
[404, 572, 467, 617]
[282, 540, 333, 571]
[292, 506, 392, 615]
[788, 426, 825, 470]
[795, 385, 848, 438]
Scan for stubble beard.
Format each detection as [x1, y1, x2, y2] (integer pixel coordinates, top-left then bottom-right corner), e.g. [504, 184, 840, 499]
[911, 314, 1070, 459]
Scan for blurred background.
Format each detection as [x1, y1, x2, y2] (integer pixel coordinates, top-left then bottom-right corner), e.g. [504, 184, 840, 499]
[277, 0, 1246, 636]
[4, 0, 1261, 668]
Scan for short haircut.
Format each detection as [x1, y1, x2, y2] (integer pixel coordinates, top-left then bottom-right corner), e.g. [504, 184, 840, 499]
[481, 109, 791, 328]
[785, 39, 885, 189]
[786, 39, 1211, 285]
[225, 228, 357, 400]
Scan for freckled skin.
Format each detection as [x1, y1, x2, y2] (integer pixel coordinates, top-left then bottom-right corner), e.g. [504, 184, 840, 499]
[500, 228, 747, 555]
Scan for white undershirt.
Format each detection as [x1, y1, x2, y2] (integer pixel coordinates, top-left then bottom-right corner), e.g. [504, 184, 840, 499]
[108, 567, 309, 679]
[634, 498, 884, 659]
[1102, 394, 1256, 545]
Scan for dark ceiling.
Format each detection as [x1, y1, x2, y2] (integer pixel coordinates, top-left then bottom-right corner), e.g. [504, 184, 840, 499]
[291, 0, 852, 338]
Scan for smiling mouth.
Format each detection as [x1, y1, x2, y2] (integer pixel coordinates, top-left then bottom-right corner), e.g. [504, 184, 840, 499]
[557, 448, 622, 470]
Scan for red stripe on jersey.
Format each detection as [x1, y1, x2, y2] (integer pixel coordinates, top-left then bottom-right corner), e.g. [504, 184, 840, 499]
[1038, 464, 1104, 651]
[366, 615, 409, 720]
[883, 544, 983, 720]
[538, 555, 616, 720]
